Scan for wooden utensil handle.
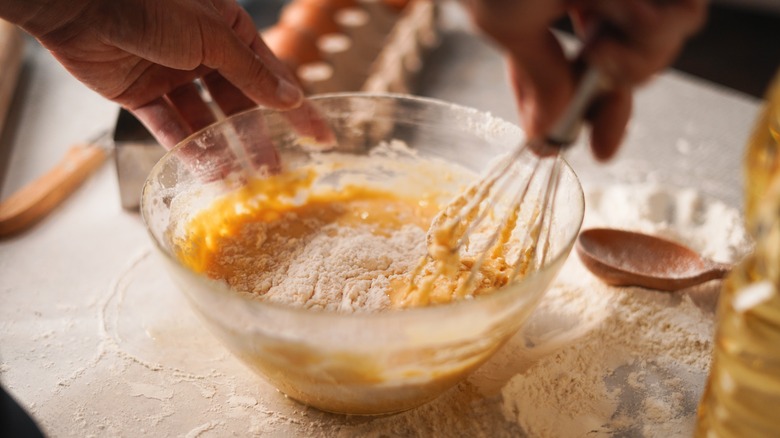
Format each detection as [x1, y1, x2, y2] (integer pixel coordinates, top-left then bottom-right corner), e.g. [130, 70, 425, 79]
[0, 144, 108, 237]
[0, 19, 26, 136]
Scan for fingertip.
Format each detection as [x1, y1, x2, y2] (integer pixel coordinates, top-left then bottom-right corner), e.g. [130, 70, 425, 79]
[591, 134, 621, 162]
[590, 123, 624, 162]
[588, 88, 632, 161]
[130, 99, 192, 149]
[276, 78, 305, 109]
[280, 101, 337, 149]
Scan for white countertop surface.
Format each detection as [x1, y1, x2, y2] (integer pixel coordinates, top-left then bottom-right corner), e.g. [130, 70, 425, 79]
[0, 6, 762, 437]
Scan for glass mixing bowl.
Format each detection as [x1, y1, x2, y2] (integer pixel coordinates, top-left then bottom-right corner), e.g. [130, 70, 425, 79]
[141, 93, 584, 415]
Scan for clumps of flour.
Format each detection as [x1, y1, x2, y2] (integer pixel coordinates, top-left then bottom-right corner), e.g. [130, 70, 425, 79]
[219, 219, 426, 313]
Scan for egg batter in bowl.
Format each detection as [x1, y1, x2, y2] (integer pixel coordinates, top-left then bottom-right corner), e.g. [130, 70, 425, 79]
[142, 94, 584, 415]
[173, 139, 533, 312]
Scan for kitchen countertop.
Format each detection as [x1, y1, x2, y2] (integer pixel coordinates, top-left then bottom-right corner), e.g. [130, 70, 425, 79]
[0, 3, 762, 437]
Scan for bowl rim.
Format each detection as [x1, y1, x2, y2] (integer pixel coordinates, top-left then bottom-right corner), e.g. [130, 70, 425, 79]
[140, 92, 585, 321]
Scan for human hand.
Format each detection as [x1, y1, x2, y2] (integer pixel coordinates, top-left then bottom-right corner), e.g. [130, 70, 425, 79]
[466, 0, 707, 160]
[7, 0, 333, 149]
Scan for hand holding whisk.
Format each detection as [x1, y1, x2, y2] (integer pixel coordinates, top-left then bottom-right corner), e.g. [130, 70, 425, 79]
[398, 65, 609, 307]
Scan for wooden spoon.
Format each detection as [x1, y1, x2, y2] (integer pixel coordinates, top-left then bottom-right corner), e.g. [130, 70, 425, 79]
[0, 19, 26, 136]
[576, 228, 731, 291]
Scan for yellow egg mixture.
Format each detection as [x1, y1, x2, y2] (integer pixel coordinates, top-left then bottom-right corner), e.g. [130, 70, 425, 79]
[174, 166, 530, 310]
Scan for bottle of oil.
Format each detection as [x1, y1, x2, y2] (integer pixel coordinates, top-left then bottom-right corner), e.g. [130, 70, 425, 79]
[695, 72, 780, 436]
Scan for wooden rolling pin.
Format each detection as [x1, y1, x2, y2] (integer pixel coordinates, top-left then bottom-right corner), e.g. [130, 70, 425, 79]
[0, 140, 109, 237]
[0, 19, 25, 136]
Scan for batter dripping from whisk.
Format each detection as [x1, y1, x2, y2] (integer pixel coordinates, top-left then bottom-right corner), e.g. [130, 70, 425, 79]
[398, 146, 560, 307]
[398, 188, 543, 307]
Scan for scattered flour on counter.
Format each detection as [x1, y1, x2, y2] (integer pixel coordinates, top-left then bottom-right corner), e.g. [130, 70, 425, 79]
[501, 282, 715, 437]
[494, 183, 751, 437]
[128, 382, 175, 401]
[184, 421, 222, 438]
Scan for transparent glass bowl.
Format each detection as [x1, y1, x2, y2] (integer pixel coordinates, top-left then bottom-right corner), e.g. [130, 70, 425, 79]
[141, 93, 584, 415]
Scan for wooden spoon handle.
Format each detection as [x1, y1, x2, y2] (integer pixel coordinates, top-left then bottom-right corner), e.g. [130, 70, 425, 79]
[706, 261, 732, 280]
[0, 144, 108, 237]
[0, 19, 25, 136]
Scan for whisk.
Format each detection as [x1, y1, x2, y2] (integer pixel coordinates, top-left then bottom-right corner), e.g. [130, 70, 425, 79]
[400, 66, 606, 307]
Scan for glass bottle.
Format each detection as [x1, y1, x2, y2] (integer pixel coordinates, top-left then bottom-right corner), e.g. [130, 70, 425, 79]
[695, 72, 780, 436]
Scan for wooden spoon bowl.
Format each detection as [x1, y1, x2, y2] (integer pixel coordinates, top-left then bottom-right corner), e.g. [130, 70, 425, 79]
[576, 228, 731, 291]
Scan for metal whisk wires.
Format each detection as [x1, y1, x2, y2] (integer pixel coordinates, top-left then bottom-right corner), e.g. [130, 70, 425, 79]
[399, 66, 605, 308]
[399, 142, 564, 307]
